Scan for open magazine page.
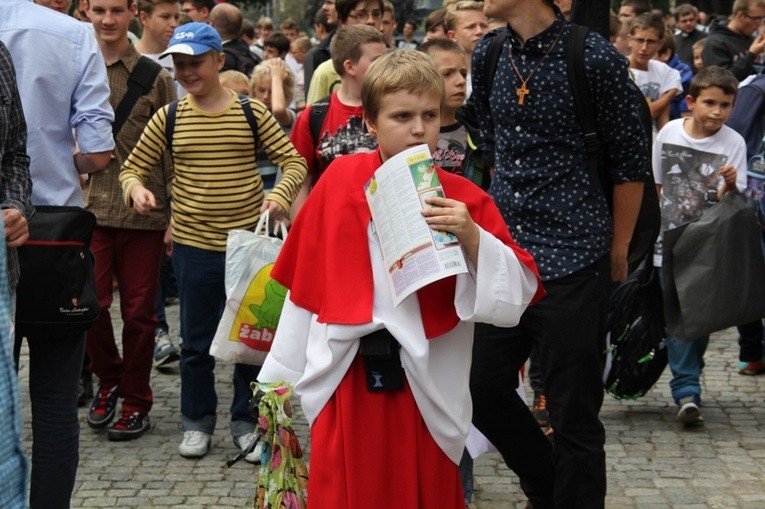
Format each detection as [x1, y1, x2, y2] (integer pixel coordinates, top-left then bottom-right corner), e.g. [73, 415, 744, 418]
[364, 144, 468, 306]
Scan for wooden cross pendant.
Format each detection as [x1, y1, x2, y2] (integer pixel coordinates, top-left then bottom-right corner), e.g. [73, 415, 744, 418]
[516, 83, 530, 105]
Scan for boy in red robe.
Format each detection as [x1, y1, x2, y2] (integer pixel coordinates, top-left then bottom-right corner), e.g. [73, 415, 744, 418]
[258, 49, 543, 509]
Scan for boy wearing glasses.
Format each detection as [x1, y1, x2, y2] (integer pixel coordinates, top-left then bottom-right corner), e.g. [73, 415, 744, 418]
[628, 13, 683, 137]
[702, 0, 765, 81]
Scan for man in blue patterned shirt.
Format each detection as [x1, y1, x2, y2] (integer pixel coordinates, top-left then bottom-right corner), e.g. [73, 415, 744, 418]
[469, 0, 649, 507]
[1, 1, 114, 507]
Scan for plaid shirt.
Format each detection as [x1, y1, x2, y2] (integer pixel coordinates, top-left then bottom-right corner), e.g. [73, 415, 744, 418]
[84, 44, 175, 230]
[0, 41, 33, 290]
[0, 42, 29, 504]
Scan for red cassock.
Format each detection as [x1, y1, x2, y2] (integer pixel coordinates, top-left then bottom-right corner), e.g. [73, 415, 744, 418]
[272, 150, 543, 509]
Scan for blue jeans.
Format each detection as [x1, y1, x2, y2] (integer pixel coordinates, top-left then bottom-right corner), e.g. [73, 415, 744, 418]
[667, 334, 709, 402]
[155, 252, 177, 334]
[658, 269, 710, 402]
[172, 243, 260, 436]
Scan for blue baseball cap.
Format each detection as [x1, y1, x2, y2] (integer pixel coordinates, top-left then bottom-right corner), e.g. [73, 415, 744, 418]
[160, 23, 224, 59]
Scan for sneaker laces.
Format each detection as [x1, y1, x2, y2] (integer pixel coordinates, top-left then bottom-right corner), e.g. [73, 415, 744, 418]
[112, 412, 139, 430]
[93, 386, 116, 415]
[156, 331, 172, 348]
[184, 430, 208, 444]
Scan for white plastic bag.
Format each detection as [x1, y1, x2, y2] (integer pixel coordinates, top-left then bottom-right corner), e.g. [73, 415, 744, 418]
[210, 212, 288, 365]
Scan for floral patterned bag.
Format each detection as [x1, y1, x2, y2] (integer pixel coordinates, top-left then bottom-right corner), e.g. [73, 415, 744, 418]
[253, 382, 308, 509]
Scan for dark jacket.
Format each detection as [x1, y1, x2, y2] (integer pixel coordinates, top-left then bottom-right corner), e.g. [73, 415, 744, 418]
[702, 22, 756, 81]
[303, 30, 335, 99]
[675, 28, 706, 71]
[727, 75, 765, 157]
[222, 39, 261, 77]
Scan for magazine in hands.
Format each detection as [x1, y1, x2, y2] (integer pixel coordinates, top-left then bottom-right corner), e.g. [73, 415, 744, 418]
[364, 144, 468, 306]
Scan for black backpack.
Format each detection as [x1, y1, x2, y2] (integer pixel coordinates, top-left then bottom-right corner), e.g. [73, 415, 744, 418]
[223, 45, 261, 78]
[164, 94, 258, 153]
[483, 25, 660, 271]
[308, 95, 331, 151]
[602, 259, 667, 399]
[454, 97, 492, 191]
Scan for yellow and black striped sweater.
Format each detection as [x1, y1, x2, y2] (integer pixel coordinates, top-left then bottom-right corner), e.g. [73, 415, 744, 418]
[120, 92, 307, 252]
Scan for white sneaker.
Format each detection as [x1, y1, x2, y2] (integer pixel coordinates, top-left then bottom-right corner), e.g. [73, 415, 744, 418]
[154, 330, 180, 368]
[234, 432, 263, 464]
[179, 430, 211, 458]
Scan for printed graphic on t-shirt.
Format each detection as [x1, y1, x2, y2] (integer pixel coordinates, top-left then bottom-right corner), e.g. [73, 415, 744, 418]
[659, 142, 726, 231]
[432, 135, 467, 176]
[640, 82, 661, 101]
[318, 116, 377, 170]
[655, 142, 726, 261]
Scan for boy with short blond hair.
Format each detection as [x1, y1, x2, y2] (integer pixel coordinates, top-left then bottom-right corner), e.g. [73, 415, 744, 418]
[628, 12, 683, 135]
[258, 48, 542, 509]
[693, 38, 707, 70]
[445, 0, 487, 97]
[289, 36, 312, 111]
[653, 66, 747, 425]
[219, 69, 250, 95]
[290, 24, 385, 189]
[120, 23, 307, 460]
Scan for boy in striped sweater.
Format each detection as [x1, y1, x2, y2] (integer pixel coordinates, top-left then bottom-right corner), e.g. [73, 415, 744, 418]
[119, 22, 307, 460]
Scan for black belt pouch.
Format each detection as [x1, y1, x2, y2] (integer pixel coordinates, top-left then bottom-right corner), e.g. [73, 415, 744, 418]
[358, 328, 404, 392]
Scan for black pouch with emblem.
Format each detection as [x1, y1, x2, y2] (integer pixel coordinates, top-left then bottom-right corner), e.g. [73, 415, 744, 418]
[16, 206, 100, 338]
[358, 329, 404, 392]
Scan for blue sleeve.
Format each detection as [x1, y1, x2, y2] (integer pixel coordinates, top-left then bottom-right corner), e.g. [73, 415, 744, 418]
[69, 26, 115, 154]
[727, 82, 765, 159]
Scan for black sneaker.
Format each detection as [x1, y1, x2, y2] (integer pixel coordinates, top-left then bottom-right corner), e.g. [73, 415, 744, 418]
[87, 384, 119, 429]
[108, 411, 150, 441]
[77, 374, 93, 408]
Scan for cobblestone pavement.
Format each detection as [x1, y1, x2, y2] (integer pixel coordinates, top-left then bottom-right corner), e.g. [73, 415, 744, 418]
[16, 298, 765, 508]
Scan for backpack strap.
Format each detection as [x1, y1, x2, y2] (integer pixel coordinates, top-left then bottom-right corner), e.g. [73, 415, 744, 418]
[113, 56, 163, 138]
[309, 95, 331, 147]
[165, 99, 179, 154]
[485, 29, 509, 90]
[165, 94, 258, 155]
[566, 24, 602, 196]
[238, 94, 259, 141]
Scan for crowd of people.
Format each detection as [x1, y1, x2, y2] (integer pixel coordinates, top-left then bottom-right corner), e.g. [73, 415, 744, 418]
[1, 0, 764, 507]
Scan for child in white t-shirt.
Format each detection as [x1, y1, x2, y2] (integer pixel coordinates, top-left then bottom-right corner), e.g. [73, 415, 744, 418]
[653, 66, 746, 426]
[627, 13, 682, 137]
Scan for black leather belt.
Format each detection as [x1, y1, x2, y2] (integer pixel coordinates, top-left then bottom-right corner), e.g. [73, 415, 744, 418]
[358, 328, 404, 392]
